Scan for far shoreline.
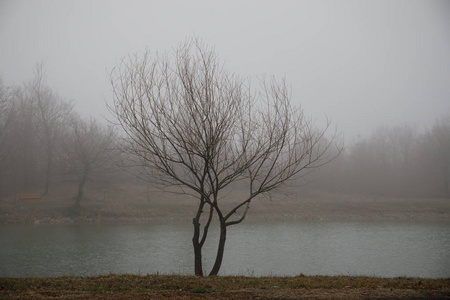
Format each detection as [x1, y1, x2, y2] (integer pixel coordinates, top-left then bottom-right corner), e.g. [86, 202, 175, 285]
[1, 187, 449, 225]
[1, 212, 449, 226]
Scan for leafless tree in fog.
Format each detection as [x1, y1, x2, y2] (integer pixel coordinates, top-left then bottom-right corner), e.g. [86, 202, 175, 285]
[9, 84, 41, 191]
[31, 63, 74, 195]
[0, 78, 16, 196]
[389, 124, 418, 168]
[110, 38, 339, 276]
[62, 117, 116, 214]
[0, 78, 13, 153]
[0, 79, 12, 134]
[423, 113, 450, 199]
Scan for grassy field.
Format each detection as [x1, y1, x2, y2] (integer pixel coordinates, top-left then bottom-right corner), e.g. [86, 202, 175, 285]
[1, 274, 449, 299]
[1, 182, 449, 224]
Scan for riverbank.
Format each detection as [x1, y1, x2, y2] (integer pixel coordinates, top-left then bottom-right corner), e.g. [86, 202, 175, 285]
[1, 274, 449, 299]
[1, 184, 449, 224]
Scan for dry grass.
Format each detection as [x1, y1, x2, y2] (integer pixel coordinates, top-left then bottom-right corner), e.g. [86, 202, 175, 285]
[1, 274, 449, 300]
[1, 182, 449, 224]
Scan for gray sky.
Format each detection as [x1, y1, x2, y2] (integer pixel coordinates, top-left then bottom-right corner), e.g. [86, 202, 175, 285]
[1, 0, 449, 140]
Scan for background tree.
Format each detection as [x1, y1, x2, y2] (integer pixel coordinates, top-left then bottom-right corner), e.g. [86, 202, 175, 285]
[421, 113, 450, 198]
[389, 123, 417, 168]
[31, 63, 74, 195]
[0, 78, 12, 136]
[0, 78, 16, 197]
[0, 69, 74, 197]
[61, 116, 116, 214]
[340, 124, 421, 197]
[8, 84, 41, 192]
[110, 39, 339, 276]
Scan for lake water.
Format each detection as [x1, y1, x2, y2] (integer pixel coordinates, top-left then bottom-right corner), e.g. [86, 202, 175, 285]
[1, 221, 449, 278]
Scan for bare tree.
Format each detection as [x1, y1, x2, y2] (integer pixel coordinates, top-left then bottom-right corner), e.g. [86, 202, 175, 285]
[30, 63, 74, 195]
[9, 84, 41, 192]
[0, 78, 11, 133]
[389, 123, 418, 168]
[0, 78, 16, 196]
[423, 113, 450, 199]
[0, 78, 13, 155]
[62, 117, 116, 214]
[110, 39, 339, 276]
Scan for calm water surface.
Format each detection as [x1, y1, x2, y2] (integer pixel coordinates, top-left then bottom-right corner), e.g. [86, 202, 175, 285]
[1, 221, 449, 278]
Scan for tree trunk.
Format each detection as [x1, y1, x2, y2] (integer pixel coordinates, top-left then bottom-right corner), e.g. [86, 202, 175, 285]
[75, 180, 85, 208]
[209, 220, 227, 276]
[43, 148, 52, 195]
[75, 165, 88, 210]
[444, 164, 449, 199]
[192, 198, 216, 276]
[192, 199, 206, 276]
[192, 217, 204, 276]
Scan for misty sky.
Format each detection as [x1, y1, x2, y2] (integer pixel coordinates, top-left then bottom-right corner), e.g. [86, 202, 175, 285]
[1, 0, 449, 140]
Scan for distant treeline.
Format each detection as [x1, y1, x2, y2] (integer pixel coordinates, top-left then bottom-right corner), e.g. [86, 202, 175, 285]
[0, 66, 118, 202]
[309, 116, 450, 199]
[1, 67, 449, 200]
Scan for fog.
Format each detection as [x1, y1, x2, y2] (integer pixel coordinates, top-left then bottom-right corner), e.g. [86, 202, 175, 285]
[1, 1, 450, 279]
[1, 0, 450, 217]
[1, 0, 449, 140]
